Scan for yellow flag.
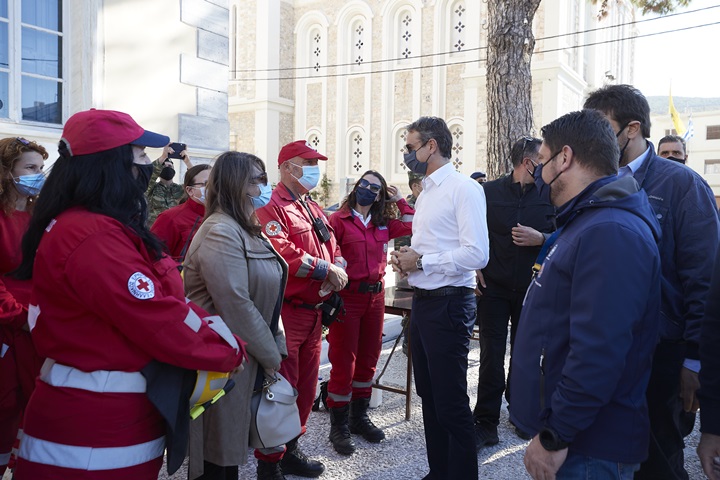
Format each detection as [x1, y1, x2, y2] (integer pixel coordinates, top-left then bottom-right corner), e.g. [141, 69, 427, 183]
[669, 93, 686, 136]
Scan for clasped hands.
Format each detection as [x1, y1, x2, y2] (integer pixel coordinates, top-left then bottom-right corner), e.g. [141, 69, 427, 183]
[388, 247, 421, 278]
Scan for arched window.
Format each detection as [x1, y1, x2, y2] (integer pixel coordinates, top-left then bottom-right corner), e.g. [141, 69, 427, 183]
[449, 122, 464, 171]
[450, 1, 466, 52]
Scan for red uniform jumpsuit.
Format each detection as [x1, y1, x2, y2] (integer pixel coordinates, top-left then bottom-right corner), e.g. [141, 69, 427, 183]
[14, 208, 244, 480]
[326, 200, 413, 407]
[150, 198, 205, 262]
[0, 210, 42, 476]
[256, 183, 345, 429]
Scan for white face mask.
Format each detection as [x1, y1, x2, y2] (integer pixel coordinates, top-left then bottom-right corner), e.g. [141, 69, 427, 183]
[195, 186, 206, 204]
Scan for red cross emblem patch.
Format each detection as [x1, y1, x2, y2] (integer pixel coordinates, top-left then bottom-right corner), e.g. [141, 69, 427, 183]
[265, 221, 282, 237]
[128, 272, 155, 300]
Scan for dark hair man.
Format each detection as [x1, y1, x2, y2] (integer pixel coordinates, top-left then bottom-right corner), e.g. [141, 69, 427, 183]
[511, 109, 662, 479]
[256, 140, 348, 478]
[146, 144, 193, 226]
[657, 134, 688, 164]
[471, 171, 487, 183]
[585, 84, 720, 480]
[472, 136, 555, 448]
[389, 116, 489, 479]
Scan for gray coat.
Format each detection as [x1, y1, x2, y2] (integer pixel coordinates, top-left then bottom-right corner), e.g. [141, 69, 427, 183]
[183, 212, 288, 478]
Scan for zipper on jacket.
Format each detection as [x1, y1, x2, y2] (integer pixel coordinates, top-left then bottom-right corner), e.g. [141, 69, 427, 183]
[539, 347, 546, 411]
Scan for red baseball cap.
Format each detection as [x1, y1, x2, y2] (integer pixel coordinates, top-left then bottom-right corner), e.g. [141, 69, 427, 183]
[61, 109, 170, 157]
[278, 140, 328, 166]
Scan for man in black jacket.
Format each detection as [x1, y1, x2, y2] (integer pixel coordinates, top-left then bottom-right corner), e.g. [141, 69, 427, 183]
[698, 245, 720, 480]
[472, 136, 555, 448]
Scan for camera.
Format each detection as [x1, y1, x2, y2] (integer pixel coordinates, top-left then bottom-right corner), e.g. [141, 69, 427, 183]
[168, 142, 187, 159]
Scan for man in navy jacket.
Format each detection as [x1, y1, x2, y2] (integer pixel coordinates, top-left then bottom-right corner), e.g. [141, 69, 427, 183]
[585, 84, 720, 480]
[510, 109, 662, 479]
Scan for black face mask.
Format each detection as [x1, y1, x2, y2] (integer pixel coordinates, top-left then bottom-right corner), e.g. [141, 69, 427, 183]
[616, 123, 630, 164]
[666, 156, 686, 164]
[354, 187, 377, 206]
[159, 166, 176, 181]
[134, 163, 154, 191]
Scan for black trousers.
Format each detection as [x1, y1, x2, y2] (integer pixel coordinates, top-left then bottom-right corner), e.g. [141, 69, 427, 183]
[472, 287, 524, 430]
[410, 292, 478, 480]
[635, 340, 688, 480]
[195, 460, 239, 480]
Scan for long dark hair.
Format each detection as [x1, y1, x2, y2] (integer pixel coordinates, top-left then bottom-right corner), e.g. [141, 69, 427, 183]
[14, 142, 164, 279]
[205, 151, 264, 236]
[340, 170, 397, 227]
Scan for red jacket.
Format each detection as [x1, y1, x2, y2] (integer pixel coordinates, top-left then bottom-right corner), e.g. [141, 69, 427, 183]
[150, 199, 205, 262]
[17, 207, 243, 478]
[329, 199, 414, 283]
[256, 183, 344, 304]
[0, 210, 31, 328]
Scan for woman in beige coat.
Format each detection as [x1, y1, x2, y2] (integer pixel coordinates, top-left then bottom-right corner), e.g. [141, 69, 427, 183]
[184, 151, 288, 480]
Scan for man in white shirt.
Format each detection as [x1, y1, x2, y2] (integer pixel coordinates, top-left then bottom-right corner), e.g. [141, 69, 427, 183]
[390, 116, 489, 480]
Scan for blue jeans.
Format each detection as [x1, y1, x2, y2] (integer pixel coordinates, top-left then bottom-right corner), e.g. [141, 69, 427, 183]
[557, 452, 640, 479]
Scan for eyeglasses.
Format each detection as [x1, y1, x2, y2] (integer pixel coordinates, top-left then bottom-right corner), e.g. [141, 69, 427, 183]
[358, 178, 381, 194]
[189, 182, 208, 188]
[15, 137, 31, 146]
[520, 136, 540, 154]
[251, 173, 268, 185]
[403, 140, 429, 155]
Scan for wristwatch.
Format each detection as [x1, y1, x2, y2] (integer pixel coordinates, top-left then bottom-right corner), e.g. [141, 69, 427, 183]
[416, 255, 424, 271]
[539, 428, 569, 451]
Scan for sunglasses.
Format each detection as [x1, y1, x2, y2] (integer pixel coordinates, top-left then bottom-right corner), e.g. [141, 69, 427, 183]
[15, 137, 32, 146]
[358, 178, 381, 194]
[251, 173, 268, 185]
[403, 140, 429, 155]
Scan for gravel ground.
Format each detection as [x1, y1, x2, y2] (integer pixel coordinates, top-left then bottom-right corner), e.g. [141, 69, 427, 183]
[157, 334, 706, 480]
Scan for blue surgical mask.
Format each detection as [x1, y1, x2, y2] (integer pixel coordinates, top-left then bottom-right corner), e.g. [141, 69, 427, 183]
[355, 186, 377, 206]
[291, 163, 321, 191]
[250, 183, 272, 209]
[403, 150, 428, 175]
[14, 173, 45, 196]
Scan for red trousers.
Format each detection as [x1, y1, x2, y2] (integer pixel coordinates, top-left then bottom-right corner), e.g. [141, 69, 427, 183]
[326, 291, 385, 408]
[0, 329, 42, 474]
[278, 303, 323, 428]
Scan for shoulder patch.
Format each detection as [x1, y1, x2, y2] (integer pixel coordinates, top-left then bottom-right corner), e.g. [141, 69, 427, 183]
[265, 221, 282, 237]
[128, 272, 155, 300]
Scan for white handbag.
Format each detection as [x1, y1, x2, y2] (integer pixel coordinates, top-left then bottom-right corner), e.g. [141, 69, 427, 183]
[249, 372, 302, 449]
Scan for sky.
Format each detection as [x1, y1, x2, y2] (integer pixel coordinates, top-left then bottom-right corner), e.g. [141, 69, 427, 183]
[633, 0, 720, 98]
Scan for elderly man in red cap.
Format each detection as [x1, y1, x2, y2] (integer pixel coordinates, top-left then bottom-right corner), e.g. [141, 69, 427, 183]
[256, 140, 347, 478]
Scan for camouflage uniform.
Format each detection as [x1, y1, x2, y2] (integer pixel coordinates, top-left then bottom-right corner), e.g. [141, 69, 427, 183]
[146, 159, 184, 226]
[393, 194, 417, 250]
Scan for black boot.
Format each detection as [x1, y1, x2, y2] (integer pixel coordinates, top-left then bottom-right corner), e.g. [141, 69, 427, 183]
[349, 397, 385, 443]
[257, 460, 286, 480]
[280, 436, 325, 478]
[328, 404, 356, 455]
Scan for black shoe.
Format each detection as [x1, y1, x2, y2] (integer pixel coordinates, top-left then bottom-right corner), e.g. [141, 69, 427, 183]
[257, 460, 286, 480]
[329, 405, 356, 455]
[349, 398, 385, 443]
[474, 423, 499, 451]
[280, 438, 325, 478]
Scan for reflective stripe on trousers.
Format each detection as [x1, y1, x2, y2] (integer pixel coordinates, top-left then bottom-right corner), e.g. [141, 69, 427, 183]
[39, 359, 147, 393]
[19, 433, 165, 470]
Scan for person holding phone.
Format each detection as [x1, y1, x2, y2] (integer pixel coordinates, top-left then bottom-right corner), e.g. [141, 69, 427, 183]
[146, 142, 193, 226]
[324, 171, 413, 455]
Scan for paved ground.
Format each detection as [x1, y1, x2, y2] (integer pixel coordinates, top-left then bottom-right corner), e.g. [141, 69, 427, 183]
[157, 337, 706, 480]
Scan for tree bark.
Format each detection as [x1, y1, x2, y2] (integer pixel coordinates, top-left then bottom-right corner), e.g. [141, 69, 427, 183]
[486, 0, 541, 179]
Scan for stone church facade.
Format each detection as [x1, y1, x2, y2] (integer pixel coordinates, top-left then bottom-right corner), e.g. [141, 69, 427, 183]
[228, 0, 635, 203]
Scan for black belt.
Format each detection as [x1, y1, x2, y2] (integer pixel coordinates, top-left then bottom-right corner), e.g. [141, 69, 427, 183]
[414, 287, 475, 297]
[346, 281, 383, 294]
[283, 297, 322, 310]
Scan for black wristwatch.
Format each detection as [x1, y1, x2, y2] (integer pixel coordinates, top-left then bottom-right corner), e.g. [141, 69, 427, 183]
[539, 428, 569, 451]
[416, 255, 423, 271]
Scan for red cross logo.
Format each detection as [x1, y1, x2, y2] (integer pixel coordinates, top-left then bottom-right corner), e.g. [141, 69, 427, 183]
[137, 279, 150, 291]
[128, 272, 155, 300]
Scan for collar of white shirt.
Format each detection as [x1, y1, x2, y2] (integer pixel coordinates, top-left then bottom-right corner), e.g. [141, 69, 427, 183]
[352, 209, 372, 227]
[422, 162, 455, 190]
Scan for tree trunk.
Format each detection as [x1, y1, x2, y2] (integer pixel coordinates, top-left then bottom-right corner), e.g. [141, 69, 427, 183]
[486, 0, 541, 179]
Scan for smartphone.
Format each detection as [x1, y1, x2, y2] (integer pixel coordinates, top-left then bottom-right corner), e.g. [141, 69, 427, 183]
[168, 142, 186, 159]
